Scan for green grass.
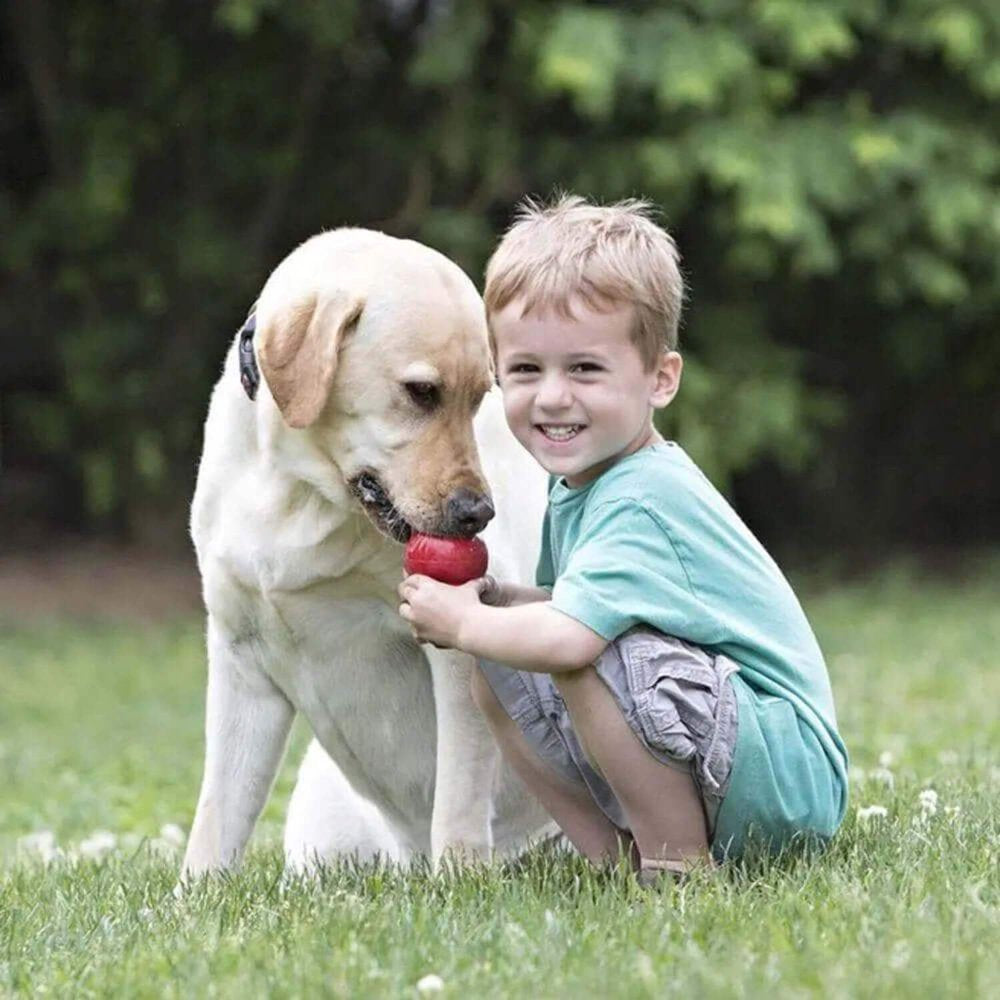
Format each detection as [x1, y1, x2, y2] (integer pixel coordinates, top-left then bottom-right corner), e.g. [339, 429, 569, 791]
[2, 560, 998, 998]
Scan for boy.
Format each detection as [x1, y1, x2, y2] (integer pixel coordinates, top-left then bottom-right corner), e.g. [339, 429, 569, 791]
[398, 195, 848, 881]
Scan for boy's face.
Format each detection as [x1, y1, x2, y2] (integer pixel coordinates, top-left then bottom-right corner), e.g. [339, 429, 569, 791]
[493, 297, 681, 487]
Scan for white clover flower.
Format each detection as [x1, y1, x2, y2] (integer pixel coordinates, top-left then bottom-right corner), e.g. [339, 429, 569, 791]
[918, 788, 939, 817]
[856, 805, 888, 822]
[871, 766, 895, 789]
[159, 823, 186, 847]
[78, 830, 117, 859]
[416, 973, 445, 994]
[17, 829, 62, 863]
[634, 951, 655, 983]
[878, 750, 894, 767]
[504, 921, 528, 943]
[18, 829, 55, 853]
[889, 941, 910, 970]
[148, 824, 185, 857]
[148, 837, 178, 857]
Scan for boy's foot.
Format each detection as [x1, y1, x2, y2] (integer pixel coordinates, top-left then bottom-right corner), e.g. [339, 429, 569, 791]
[636, 855, 715, 888]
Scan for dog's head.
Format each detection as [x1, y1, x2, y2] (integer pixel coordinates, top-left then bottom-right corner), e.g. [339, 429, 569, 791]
[255, 231, 495, 542]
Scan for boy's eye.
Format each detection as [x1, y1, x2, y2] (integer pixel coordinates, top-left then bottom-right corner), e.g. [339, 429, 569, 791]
[507, 363, 539, 375]
[570, 362, 603, 373]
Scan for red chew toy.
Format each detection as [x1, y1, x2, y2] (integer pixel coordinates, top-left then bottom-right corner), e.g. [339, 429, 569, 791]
[404, 533, 489, 586]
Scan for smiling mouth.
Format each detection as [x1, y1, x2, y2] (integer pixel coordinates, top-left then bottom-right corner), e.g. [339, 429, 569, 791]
[536, 424, 586, 442]
[349, 472, 413, 543]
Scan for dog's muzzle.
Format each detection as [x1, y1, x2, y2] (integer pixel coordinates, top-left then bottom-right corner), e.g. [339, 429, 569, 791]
[349, 475, 495, 543]
[350, 473, 413, 543]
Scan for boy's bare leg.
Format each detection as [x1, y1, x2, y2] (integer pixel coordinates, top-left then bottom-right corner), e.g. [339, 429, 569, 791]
[553, 666, 712, 873]
[471, 667, 630, 866]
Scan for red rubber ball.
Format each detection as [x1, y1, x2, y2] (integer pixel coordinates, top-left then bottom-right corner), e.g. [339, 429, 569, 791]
[404, 533, 489, 586]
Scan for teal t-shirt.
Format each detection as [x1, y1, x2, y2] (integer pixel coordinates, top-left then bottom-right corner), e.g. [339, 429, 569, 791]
[537, 442, 848, 857]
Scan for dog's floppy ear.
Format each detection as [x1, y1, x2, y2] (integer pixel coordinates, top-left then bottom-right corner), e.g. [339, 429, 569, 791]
[257, 290, 365, 429]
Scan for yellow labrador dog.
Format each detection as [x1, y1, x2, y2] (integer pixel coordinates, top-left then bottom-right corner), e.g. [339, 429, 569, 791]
[181, 229, 553, 877]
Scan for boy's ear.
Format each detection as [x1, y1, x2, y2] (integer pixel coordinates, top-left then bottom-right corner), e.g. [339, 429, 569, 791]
[650, 351, 683, 408]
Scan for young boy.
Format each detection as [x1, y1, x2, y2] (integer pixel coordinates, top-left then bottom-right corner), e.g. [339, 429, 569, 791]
[398, 195, 848, 881]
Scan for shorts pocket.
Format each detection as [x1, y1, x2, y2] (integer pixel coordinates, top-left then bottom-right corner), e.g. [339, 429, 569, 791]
[627, 642, 719, 754]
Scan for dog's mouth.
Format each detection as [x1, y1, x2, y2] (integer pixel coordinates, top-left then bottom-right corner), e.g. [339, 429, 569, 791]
[349, 472, 413, 543]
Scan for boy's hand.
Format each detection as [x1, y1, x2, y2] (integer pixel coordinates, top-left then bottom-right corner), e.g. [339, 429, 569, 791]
[398, 574, 490, 648]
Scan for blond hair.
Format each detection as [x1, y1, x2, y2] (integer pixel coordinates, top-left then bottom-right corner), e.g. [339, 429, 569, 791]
[484, 194, 683, 369]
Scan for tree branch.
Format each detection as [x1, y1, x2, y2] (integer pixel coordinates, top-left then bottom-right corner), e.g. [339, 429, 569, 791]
[243, 51, 333, 268]
[7, 0, 71, 179]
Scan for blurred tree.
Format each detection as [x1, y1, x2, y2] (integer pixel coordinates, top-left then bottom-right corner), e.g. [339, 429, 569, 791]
[1, 0, 997, 547]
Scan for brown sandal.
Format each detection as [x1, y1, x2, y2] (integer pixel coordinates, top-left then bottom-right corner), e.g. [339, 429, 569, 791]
[637, 855, 714, 888]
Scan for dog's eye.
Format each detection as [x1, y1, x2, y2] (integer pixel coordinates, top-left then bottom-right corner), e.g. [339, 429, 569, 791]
[404, 381, 440, 410]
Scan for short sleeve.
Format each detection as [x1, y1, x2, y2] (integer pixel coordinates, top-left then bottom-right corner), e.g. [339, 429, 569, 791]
[550, 500, 697, 641]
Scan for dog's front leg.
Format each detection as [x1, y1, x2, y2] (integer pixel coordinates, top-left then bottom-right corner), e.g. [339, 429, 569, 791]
[425, 647, 498, 865]
[181, 620, 295, 879]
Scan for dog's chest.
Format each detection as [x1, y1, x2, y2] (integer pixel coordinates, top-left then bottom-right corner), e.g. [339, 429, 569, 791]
[196, 471, 438, 816]
[246, 585, 438, 812]
[212, 550, 428, 718]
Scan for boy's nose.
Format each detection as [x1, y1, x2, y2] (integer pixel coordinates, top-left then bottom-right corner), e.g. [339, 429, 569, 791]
[535, 374, 573, 409]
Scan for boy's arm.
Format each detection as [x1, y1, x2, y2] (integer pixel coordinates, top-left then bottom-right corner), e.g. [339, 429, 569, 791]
[459, 600, 608, 672]
[398, 575, 607, 673]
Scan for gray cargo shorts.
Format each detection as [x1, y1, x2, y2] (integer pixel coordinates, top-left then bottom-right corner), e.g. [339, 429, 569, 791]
[479, 628, 740, 836]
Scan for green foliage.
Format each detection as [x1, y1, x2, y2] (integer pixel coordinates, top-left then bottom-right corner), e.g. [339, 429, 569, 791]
[2, 0, 998, 537]
[537, 7, 626, 118]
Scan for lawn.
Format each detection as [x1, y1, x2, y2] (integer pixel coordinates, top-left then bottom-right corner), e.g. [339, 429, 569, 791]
[1, 558, 998, 997]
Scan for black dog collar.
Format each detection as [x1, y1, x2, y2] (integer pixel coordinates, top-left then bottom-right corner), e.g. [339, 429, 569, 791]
[238, 306, 260, 400]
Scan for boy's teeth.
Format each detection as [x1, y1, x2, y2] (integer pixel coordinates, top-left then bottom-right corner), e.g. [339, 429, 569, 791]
[540, 424, 581, 440]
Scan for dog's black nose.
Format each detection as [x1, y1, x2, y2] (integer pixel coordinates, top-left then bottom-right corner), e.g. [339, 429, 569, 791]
[444, 488, 495, 537]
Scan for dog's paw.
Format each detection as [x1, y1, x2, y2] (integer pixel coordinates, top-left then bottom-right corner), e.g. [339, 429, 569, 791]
[430, 839, 494, 874]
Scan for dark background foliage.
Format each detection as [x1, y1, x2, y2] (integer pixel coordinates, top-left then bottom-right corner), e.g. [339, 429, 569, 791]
[2, 0, 997, 557]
